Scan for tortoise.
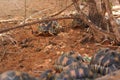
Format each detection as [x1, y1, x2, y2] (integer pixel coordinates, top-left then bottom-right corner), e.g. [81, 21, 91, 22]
[90, 48, 120, 75]
[0, 70, 37, 80]
[41, 65, 94, 80]
[38, 21, 61, 36]
[54, 51, 84, 72]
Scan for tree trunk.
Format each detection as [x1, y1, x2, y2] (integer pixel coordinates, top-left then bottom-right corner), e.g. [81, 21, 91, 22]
[87, 0, 108, 30]
[104, 0, 120, 42]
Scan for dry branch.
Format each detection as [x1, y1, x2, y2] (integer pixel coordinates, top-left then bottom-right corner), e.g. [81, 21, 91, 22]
[80, 33, 93, 43]
[0, 49, 7, 62]
[95, 44, 119, 50]
[0, 19, 23, 23]
[72, 0, 81, 12]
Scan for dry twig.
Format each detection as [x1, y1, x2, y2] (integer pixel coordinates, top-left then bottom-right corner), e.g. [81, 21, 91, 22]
[0, 48, 7, 62]
[0, 19, 23, 23]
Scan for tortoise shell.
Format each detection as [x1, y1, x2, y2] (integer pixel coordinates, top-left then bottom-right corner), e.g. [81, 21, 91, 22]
[40, 64, 94, 80]
[90, 48, 120, 75]
[38, 21, 60, 36]
[55, 65, 94, 80]
[55, 61, 88, 73]
[90, 48, 110, 65]
[54, 56, 77, 72]
[55, 51, 84, 66]
[0, 70, 36, 80]
[62, 62, 88, 71]
[54, 51, 84, 72]
[39, 70, 53, 80]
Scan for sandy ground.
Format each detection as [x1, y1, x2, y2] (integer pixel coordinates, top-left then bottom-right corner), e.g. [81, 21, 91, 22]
[0, 0, 71, 19]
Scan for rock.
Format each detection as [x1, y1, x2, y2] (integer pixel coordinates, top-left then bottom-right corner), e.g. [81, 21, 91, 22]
[43, 44, 53, 53]
[80, 48, 85, 51]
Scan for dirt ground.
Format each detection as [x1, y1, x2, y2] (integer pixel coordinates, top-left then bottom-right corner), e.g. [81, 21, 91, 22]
[0, 0, 120, 79]
[0, 23, 100, 76]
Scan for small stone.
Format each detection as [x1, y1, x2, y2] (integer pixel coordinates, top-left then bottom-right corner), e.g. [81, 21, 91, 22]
[35, 48, 41, 52]
[19, 65, 24, 68]
[59, 42, 66, 49]
[21, 44, 28, 48]
[86, 45, 90, 48]
[56, 51, 61, 55]
[80, 48, 85, 51]
[48, 59, 52, 62]
[83, 54, 88, 57]
[61, 45, 66, 48]
[45, 44, 53, 49]
[43, 44, 53, 52]
[58, 32, 69, 38]
[60, 51, 64, 55]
